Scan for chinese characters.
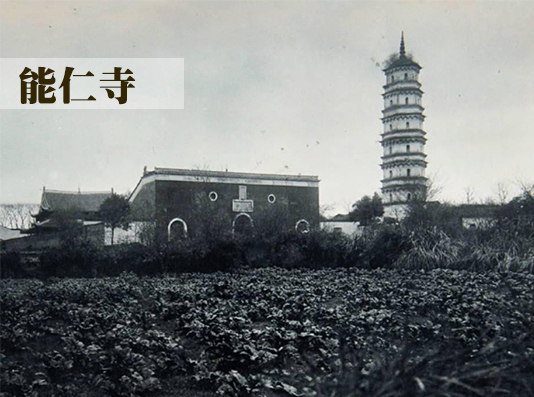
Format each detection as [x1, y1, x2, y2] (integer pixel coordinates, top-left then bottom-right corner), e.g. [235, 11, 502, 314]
[19, 67, 134, 104]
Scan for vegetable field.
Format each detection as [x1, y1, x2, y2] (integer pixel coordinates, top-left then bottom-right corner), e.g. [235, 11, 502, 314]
[1, 268, 534, 396]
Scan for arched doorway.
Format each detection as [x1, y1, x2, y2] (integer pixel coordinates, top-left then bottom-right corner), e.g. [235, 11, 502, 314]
[168, 218, 188, 241]
[232, 213, 253, 235]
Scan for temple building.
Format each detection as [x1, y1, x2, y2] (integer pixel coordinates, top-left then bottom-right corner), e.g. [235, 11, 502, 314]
[380, 33, 428, 218]
[30, 188, 112, 233]
[128, 167, 320, 244]
[2, 188, 111, 251]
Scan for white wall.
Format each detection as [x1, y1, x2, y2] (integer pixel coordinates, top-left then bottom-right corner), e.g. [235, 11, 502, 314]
[320, 221, 364, 237]
[386, 70, 419, 84]
[104, 222, 154, 246]
[384, 118, 423, 132]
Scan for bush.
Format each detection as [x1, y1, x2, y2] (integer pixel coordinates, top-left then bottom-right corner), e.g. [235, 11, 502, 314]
[395, 228, 464, 270]
[95, 244, 165, 277]
[163, 234, 246, 273]
[360, 225, 412, 269]
[24, 217, 534, 278]
[0, 251, 27, 278]
[39, 239, 100, 278]
[266, 230, 353, 269]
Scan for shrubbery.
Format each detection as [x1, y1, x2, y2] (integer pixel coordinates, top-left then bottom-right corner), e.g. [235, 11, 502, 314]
[3, 196, 534, 279]
[39, 238, 100, 278]
[0, 251, 27, 278]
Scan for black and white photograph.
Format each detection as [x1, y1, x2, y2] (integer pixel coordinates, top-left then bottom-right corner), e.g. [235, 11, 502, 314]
[1, 1, 533, 396]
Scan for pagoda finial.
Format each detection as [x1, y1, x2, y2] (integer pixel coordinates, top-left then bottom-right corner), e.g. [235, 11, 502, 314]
[400, 31, 406, 58]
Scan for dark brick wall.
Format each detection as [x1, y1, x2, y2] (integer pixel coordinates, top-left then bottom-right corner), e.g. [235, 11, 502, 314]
[130, 180, 156, 221]
[148, 180, 319, 241]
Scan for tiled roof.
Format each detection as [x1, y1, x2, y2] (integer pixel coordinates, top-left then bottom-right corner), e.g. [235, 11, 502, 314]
[455, 204, 500, 218]
[41, 189, 112, 213]
[328, 213, 351, 221]
[384, 55, 421, 71]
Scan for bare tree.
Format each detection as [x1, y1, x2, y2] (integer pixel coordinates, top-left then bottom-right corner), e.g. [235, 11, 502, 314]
[465, 186, 475, 205]
[319, 203, 335, 220]
[496, 182, 509, 205]
[424, 173, 443, 202]
[515, 179, 534, 198]
[0, 204, 39, 229]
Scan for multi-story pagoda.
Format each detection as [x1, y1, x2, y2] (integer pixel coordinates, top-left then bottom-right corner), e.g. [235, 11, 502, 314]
[380, 33, 428, 218]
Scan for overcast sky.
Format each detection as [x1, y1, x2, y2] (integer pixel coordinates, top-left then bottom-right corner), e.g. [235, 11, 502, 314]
[1, 1, 533, 214]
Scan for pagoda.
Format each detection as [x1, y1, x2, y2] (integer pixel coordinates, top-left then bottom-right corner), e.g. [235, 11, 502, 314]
[380, 33, 428, 218]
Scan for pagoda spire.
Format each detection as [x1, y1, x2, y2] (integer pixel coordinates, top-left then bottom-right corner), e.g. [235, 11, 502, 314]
[399, 31, 406, 58]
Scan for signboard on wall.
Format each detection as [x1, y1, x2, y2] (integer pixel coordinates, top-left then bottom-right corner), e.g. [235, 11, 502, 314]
[232, 199, 254, 213]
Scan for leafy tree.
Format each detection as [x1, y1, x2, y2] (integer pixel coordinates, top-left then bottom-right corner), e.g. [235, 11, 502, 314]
[498, 185, 534, 219]
[99, 193, 130, 245]
[496, 184, 534, 235]
[402, 201, 460, 236]
[349, 193, 384, 226]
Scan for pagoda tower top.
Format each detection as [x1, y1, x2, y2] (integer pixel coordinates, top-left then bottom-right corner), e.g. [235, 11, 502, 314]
[384, 32, 421, 72]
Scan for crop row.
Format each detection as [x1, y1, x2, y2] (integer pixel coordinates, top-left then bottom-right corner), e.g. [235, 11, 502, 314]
[1, 268, 533, 396]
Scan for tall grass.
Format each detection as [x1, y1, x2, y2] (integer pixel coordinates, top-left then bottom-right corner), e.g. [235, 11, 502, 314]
[393, 225, 534, 273]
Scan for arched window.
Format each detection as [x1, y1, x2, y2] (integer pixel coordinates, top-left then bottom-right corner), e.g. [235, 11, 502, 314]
[407, 193, 412, 200]
[389, 193, 393, 202]
[390, 100, 393, 107]
[404, 73, 408, 80]
[405, 97, 409, 104]
[406, 144, 410, 152]
[406, 122, 410, 129]
[232, 213, 253, 235]
[391, 76, 395, 83]
[168, 218, 188, 241]
[389, 124, 393, 131]
[389, 170, 393, 178]
[389, 146, 392, 155]
[295, 219, 310, 234]
[407, 169, 411, 177]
